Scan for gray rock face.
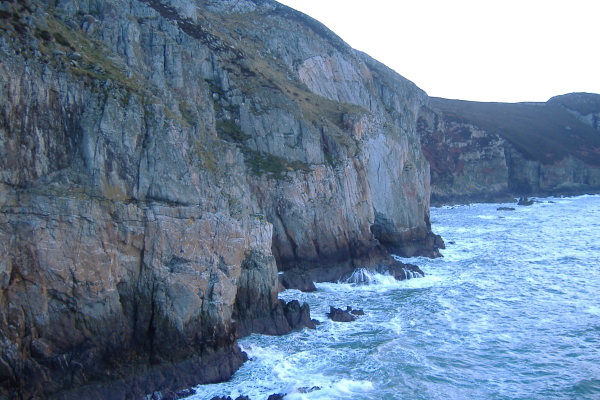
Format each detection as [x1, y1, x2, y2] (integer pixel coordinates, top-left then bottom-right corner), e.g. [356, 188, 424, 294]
[0, 0, 439, 398]
[419, 95, 600, 204]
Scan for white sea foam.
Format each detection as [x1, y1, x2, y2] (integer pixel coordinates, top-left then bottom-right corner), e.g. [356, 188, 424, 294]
[584, 305, 600, 315]
[316, 271, 444, 294]
[284, 379, 374, 400]
[187, 195, 600, 400]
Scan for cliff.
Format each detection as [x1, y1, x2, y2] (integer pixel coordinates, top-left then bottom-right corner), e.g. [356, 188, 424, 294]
[0, 0, 440, 398]
[418, 93, 600, 204]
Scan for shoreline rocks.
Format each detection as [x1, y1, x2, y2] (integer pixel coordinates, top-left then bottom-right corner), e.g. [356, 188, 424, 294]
[209, 394, 285, 400]
[497, 207, 516, 211]
[234, 299, 317, 338]
[327, 306, 357, 322]
[517, 196, 535, 206]
[279, 260, 427, 291]
[328, 306, 366, 322]
[326, 306, 366, 322]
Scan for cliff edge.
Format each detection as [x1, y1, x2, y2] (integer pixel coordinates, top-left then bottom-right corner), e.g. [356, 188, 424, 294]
[0, 0, 440, 398]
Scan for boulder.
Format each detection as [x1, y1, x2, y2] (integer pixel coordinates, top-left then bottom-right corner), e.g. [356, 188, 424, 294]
[517, 196, 535, 206]
[327, 307, 357, 322]
[348, 306, 365, 316]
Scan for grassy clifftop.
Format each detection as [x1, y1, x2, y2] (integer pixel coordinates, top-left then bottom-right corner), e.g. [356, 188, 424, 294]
[430, 93, 600, 166]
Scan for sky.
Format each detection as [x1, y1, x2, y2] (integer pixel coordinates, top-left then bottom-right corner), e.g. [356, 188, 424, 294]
[276, 0, 600, 103]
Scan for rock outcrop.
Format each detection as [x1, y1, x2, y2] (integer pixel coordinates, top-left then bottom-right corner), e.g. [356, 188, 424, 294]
[0, 0, 440, 398]
[326, 306, 357, 323]
[418, 93, 600, 204]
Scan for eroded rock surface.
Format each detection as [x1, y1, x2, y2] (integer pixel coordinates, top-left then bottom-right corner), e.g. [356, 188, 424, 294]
[0, 0, 440, 398]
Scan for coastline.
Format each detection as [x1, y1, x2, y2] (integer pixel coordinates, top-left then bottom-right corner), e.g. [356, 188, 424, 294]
[430, 189, 600, 207]
[190, 194, 600, 400]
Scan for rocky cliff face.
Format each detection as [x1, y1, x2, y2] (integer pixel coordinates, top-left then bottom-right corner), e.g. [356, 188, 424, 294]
[0, 0, 439, 398]
[419, 94, 600, 204]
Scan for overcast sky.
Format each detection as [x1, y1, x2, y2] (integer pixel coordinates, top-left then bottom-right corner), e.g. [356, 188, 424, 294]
[276, 0, 599, 103]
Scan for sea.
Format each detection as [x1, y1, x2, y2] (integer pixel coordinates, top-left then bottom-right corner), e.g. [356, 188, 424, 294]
[189, 195, 600, 400]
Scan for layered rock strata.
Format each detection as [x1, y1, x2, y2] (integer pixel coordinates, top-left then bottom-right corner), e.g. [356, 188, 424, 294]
[419, 94, 600, 204]
[0, 0, 440, 398]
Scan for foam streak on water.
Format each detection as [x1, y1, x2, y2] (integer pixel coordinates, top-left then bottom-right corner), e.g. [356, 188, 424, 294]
[190, 195, 600, 400]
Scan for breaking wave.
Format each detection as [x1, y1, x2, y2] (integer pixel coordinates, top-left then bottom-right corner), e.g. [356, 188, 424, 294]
[189, 195, 600, 400]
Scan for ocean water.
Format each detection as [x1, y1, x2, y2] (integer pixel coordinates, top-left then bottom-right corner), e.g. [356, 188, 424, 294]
[190, 195, 600, 400]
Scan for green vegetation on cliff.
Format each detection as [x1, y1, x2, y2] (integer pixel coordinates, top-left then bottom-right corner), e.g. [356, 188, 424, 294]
[421, 93, 600, 203]
[430, 96, 600, 166]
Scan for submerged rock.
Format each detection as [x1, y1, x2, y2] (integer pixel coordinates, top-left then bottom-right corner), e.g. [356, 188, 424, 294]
[348, 306, 365, 316]
[376, 262, 425, 280]
[209, 393, 285, 400]
[517, 197, 535, 206]
[297, 386, 322, 393]
[279, 269, 317, 292]
[282, 259, 429, 290]
[338, 262, 425, 286]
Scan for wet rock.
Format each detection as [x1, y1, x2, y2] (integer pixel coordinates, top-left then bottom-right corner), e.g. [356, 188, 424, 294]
[341, 261, 425, 284]
[376, 262, 425, 280]
[267, 394, 286, 400]
[517, 196, 535, 206]
[348, 306, 365, 316]
[175, 388, 196, 398]
[497, 207, 516, 211]
[376, 230, 446, 258]
[283, 300, 317, 331]
[234, 298, 316, 338]
[279, 269, 317, 292]
[327, 306, 357, 322]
